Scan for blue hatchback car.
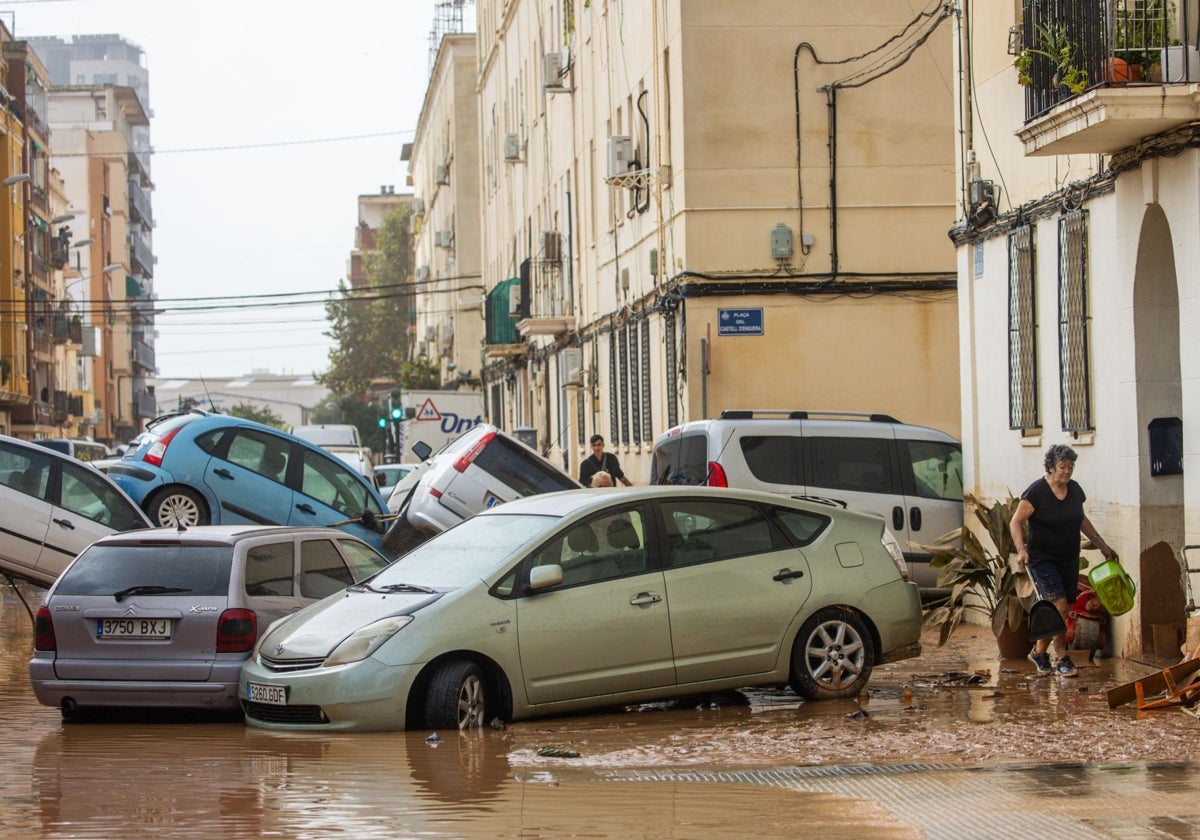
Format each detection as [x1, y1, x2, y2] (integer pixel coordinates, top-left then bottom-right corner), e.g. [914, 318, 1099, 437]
[108, 411, 391, 551]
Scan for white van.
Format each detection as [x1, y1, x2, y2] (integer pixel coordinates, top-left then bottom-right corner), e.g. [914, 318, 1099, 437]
[649, 410, 963, 595]
[32, 438, 112, 464]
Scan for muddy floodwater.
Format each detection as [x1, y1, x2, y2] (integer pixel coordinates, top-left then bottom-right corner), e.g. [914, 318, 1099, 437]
[3, 582, 1200, 838]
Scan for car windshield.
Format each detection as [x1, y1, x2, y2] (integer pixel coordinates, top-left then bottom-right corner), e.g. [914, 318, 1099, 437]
[55, 544, 234, 597]
[370, 513, 557, 589]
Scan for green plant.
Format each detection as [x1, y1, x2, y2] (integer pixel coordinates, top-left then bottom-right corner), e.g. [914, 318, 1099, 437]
[1113, 0, 1174, 71]
[1015, 22, 1089, 94]
[918, 495, 1029, 647]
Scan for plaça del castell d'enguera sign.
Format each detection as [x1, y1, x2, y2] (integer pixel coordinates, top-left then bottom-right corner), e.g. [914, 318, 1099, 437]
[717, 307, 764, 336]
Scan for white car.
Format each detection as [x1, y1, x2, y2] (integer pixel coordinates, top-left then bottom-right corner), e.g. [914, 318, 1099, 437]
[374, 463, 416, 499]
[0, 434, 151, 587]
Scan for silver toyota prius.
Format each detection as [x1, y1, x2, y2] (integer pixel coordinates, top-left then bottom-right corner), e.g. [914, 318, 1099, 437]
[240, 486, 923, 732]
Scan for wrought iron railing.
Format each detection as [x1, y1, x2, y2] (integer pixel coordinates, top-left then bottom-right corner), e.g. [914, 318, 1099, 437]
[1022, 0, 1195, 121]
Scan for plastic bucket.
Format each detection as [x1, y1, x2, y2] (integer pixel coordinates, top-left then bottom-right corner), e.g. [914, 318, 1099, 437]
[1088, 559, 1136, 616]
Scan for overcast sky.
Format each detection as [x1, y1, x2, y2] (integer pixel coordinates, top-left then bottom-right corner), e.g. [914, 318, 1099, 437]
[5, 0, 454, 378]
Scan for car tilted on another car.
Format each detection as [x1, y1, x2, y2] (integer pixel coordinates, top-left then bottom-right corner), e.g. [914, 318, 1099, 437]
[240, 486, 922, 732]
[29, 525, 394, 718]
[0, 434, 151, 588]
[107, 411, 391, 551]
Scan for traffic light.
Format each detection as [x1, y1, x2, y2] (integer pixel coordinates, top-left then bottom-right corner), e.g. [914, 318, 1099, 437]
[377, 416, 387, 428]
[390, 405, 403, 421]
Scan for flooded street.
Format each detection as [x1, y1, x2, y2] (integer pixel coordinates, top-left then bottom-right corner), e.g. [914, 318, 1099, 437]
[4, 582, 1200, 838]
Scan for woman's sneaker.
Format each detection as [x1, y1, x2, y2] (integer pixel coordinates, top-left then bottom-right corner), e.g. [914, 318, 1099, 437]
[1056, 656, 1079, 678]
[1028, 651, 1053, 675]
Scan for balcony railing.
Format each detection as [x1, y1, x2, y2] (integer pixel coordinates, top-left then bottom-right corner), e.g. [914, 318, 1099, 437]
[1021, 0, 1195, 122]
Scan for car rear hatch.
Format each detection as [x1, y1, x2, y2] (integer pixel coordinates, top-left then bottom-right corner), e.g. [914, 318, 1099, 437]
[47, 541, 238, 681]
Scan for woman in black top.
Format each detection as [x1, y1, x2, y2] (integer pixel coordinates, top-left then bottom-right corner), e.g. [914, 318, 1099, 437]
[1010, 444, 1116, 678]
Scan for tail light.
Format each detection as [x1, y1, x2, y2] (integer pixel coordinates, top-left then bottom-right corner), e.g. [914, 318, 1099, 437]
[34, 606, 56, 651]
[706, 461, 728, 487]
[216, 608, 257, 653]
[454, 431, 495, 473]
[142, 427, 182, 467]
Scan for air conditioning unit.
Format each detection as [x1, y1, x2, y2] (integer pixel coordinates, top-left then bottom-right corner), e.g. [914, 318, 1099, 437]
[503, 132, 521, 162]
[543, 52, 564, 88]
[435, 164, 450, 185]
[415, 265, 430, 282]
[412, 197, 425, 216]
[606, 135, 633, 179]
[541, 231, 562, 263]
[435, 229, 453, 248]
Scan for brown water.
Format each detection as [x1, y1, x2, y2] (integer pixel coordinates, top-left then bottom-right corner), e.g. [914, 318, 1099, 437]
[4, 582, 1200, 839]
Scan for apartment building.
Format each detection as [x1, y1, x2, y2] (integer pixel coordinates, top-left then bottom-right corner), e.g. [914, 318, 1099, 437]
[952, 0, 1200, 656]
[463, 0, 960, 481]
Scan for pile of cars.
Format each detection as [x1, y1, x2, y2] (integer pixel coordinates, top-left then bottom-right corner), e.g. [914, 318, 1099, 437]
[12, 407, 941, 732]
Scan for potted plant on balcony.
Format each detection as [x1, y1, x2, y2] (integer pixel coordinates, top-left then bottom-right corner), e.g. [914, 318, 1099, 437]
[1113, 0, 1174, 82]
[918, 494, 1035, 655]
[1015, 22, 1089, 94]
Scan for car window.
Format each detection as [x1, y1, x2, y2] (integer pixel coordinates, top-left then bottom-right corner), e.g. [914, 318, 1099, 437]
[225, 430, 291, 484]
[299, 539, 353, 598]
[59, 461, 147, 530]
[336, 539, 392, 579]
[903, 440, 964, 502]
[740, 435, 802, 484]
[195, 428, 229, 456]
[0, 442, 53, 500]
[244, 542, 295, 596]
[55, 544, 234, 596]
[769, 505, 830, 546]
[298, 450, 377, 517]
[531, 507, 649, 589]
[808, 436, 897, 494]
[472, 435, 578, 494]
[660, 499, 777, 568]
[650, 433, 708, 485]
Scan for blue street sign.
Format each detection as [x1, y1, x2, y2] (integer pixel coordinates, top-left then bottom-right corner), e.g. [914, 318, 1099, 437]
[717, 308, 764, 336]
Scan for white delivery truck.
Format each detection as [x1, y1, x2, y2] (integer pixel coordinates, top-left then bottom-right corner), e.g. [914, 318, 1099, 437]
[400, 390, 485, 463]
[290, 424, 375, 481]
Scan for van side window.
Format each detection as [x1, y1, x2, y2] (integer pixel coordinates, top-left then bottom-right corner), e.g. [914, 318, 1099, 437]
[809, 437, 895, 494]
[245, 542, 295, 596]
[902, 440, 964, 502]
[740, 436, 802, 484]
[300, 539, 353, 598]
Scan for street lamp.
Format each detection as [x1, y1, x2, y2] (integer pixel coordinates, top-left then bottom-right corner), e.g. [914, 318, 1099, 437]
[1, 173, 29, 187]
[51, 213, 75, 225]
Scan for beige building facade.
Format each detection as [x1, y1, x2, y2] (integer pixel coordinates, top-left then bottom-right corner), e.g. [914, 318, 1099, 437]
[952, 0, 1200, 656]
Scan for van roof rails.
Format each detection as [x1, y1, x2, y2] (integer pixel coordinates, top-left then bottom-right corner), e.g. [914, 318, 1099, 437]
[717, 409, 901, 423]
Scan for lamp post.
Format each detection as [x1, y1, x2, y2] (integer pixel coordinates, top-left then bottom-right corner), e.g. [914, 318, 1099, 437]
[1, 173, 29, 187]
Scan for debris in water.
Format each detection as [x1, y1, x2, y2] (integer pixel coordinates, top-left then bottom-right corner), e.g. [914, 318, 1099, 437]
[847, 709, 869, 720]
[537, 747, 581, 758]
[425, 732, 441, 745]
[489, 717, 507, 730]
[902, 688, 914, 707]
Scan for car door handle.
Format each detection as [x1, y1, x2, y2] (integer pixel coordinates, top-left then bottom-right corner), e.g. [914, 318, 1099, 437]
[629, 592, 662, 606]
[773, 568, 805, 582]
[909, 506, 922, 531]
[295, 503, 316, 515]
[213, 468, 234, 480]
[52, 518, 75, 530]
[892, 506, 904, 531]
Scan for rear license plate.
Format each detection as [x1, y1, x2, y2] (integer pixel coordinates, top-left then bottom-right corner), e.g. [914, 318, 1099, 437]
[247, 682, 288, 705]
[97, 618, 171, 639]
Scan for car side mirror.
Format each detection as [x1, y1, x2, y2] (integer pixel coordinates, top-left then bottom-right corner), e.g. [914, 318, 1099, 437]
[412, 441, 432, 461]
[528, 564, 563, 590]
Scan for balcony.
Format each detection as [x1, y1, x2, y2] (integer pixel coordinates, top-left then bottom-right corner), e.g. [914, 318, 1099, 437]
[1018, 0, 1200, 156]
[129, 234, 154, 278]
[515, 255, 576, 339]
[132, 339, 155, 372]
[483, 277, 525, 358]
[128, 177, 154, 227]
[133, 388, 156, 420]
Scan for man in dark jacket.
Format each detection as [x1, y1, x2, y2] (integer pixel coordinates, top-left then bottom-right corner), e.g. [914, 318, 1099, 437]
[579, 435, 632, 487]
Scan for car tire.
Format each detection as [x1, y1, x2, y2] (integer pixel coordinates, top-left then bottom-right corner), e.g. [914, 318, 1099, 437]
[424, 660, 487, 731]
[791, 607, 875, 701]
[146, 486, 209, 528]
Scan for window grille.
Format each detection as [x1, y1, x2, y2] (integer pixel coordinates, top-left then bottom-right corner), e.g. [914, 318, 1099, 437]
[1008, 225, 1039, 430]
[1058, 209, 1092, 432]
[640, 320, 653, 442]
[629, 323, 641, 445]
[618, 325, 630, 445]
[664, 312, 678, 428]
[609, 334, 618, 443]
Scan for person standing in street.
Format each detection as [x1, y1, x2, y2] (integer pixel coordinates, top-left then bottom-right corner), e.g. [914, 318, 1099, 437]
[1010, 444, 1117, 678]
[579, 435, 632, 487]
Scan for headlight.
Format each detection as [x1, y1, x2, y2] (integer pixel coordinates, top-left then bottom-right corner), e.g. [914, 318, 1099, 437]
[324, 616, 413, 667]
[882, 529, 909, 581]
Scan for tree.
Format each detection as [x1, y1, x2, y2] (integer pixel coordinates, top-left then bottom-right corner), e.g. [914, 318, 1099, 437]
[320, 206, 415, 398]
[228, 402, 287, 430]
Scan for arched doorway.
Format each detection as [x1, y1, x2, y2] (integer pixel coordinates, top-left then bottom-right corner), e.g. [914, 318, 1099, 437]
[1132, 203, 1186, 655]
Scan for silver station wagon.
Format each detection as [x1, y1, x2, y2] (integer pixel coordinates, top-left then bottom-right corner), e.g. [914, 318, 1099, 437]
[241, 486, 922, 732]
[29, 525, 393, 719]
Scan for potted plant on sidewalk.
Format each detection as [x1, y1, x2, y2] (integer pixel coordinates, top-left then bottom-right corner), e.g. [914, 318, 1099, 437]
[918, 494, 1033, 655]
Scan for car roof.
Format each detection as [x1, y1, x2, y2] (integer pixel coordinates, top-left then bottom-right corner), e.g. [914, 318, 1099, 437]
[654, 410, 959, 443]
[90, 525, 364, 546]
[475, 485, 873, 522]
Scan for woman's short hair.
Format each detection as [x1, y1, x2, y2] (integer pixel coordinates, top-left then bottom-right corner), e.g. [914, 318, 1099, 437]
[1044, 444, 1078, 473]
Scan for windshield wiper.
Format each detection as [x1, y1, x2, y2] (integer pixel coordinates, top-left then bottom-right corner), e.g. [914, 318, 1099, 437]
[113, 585, 190, 602]
[373, 582, 437, 594]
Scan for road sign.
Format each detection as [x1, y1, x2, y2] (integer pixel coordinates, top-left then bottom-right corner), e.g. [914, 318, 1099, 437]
[717, 308, 764, 336]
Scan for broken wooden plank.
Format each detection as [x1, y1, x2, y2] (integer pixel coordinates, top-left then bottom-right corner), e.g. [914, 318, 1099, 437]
[1107, 657, 1200, 709]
